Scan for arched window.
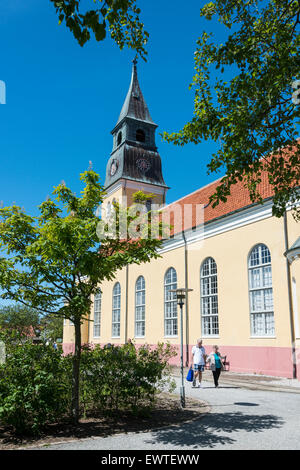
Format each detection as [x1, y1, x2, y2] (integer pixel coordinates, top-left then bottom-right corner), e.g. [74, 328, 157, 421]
[112, 282, 121, 337]
[135, 276, 145, 337]
[164, 268, 177, 336]
[117, 131, 122, 146]
[136, 129, 145, 142]
[93, 290, 101, 338]
[248, 244, 275, 336]
[201, 257, 219, 336]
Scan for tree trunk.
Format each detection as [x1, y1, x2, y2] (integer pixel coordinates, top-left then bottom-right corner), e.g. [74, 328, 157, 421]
[71, 319, 81, 424]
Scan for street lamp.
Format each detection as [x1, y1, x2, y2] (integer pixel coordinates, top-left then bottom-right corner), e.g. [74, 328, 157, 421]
[170, 287, 193, 408]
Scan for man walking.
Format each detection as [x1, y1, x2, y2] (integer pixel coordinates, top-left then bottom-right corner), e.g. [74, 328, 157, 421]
[191, 339, 206, 388]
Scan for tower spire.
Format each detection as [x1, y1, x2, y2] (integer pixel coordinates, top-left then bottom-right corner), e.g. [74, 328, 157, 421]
[104, 62, 168, 194]
[114, 59, 155, 128]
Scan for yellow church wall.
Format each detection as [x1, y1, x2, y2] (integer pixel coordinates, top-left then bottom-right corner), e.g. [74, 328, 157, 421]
[291, 258, 300, 348]
[87, 245, 186, 347]
[90, 266, 127, 345]
[102, 186, 124, 214]
[287, 208, 300, 242]
[63, 204, 299, 378]
[286, 211, 300, 378]
[63, 321, 74, 344]
[187, 213, 291, 349]
[292, 258, 300, 337]
[61, 58, 300, 378]
[101, 184, 165, 224]
[87, 209, 293, 349]
[287, 210, 300, 344]
[65, 209, 295, 351]
[81, 316, 89, 344]
[124, 186, 165, 208]
[61, 318, 89, 354]
[125, 245, 186, 346]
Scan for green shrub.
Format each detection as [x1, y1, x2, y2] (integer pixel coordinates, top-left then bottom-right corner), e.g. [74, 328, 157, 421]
[79, 342, 176, 416]
[0, 342, 71, 435]
[0, 339, 176, 435]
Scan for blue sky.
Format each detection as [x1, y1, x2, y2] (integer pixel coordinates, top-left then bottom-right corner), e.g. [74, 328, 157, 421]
[0, 0, 226, 214]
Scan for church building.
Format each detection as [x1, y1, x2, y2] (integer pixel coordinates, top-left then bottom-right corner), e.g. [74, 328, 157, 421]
[63, 62, 300, 380]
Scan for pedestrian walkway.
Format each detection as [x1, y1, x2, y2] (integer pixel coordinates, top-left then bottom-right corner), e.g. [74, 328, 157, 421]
[172, 367, 300, 394]
[26, 376, 300, 450]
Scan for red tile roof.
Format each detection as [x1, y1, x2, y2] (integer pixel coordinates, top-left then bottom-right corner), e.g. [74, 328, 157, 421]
[163, 143, 299, 235]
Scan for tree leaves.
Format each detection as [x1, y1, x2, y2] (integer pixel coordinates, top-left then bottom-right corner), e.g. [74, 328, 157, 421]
[163, 0, 300, 219]
[0, 170, 164, 422]
[50, 0, 149, 60]
[0, 170, 163, 320]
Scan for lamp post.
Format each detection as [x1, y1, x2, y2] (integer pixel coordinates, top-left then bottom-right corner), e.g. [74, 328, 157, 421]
[170, 287, 193, 408]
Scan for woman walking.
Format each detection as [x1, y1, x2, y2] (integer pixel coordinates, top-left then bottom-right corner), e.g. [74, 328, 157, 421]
[207, 345, 224, 388]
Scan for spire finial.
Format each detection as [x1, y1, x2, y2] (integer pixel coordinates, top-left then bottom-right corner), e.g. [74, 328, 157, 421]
[132, 56, 138, 67]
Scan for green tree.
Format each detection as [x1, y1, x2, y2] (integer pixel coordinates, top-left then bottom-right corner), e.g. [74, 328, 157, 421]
[0, 304, 40, 337]
[163, 0, 300, 219]
[41, 314, 64, 343]
[0, 170, 162, 424]
[51, 1, 300, 219]
[50, 0, 149, 60]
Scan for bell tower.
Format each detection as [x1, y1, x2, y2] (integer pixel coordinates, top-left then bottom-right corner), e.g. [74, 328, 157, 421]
[104, 60, 169, 210]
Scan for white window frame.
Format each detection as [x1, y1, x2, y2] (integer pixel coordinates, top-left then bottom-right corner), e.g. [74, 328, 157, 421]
[93, 291, 102, 338]
[200, 257, 219, 337]
[135, 276, 146, 338]
[164, 267, 178, 337]
[112, 282, 121, 338]
[248, 244, 275, 337]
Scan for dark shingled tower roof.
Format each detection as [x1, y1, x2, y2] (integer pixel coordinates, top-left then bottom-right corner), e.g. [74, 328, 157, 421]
[115, 58, 156, 128]
[104, 60, 168, 191]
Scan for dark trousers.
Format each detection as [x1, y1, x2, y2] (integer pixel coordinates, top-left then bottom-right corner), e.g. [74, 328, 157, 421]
[212, 367, 221, 387]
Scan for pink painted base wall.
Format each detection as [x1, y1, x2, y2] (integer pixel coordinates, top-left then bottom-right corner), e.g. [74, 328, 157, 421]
[187, 344, 298, 379]
[62, 342, 300, 380]
[62, 343, 75, 355]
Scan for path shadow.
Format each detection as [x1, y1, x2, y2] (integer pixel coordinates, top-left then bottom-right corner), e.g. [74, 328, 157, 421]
[147, 411, 284, 449]
[234, 402, 259, 407]
[199, 386, 241, 389]
[0, 395, 207, 448]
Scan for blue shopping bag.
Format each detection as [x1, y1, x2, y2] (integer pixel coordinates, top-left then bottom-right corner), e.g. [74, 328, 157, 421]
[186, 366, 194, 382]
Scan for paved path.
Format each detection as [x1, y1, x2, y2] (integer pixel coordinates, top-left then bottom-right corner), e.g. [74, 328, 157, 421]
[29, 376, 300, 450]
[173, 367, 300, 393]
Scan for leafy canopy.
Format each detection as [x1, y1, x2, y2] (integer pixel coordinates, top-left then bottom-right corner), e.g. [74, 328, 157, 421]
[50, 0, 149, 60]
[0, 304, 40, 336]
[50, 1, 300, 219]
[163, 0, 300, 219]
[0, 170, 162, 324]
